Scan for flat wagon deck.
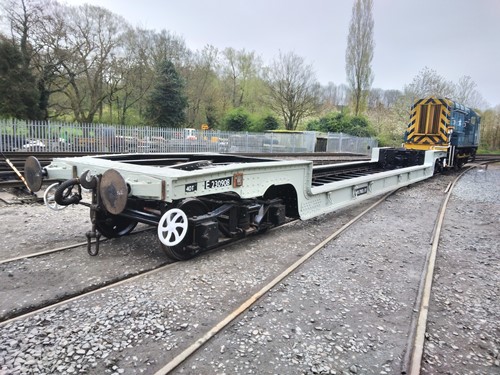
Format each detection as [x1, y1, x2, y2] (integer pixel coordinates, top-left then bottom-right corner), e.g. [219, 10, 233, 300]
[24, 148, 446, 260]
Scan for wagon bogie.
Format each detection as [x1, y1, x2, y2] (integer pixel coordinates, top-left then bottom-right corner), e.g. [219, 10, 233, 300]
[156, 194, 287, 260]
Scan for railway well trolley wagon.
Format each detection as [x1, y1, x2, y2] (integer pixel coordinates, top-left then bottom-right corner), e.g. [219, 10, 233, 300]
[23, 146, 447, 260]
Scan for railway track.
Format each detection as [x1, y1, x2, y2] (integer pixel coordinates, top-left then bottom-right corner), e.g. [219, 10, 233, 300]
[156, 163, 498, 374]
[0, 227, 155, 266]
[1, 217, 304, 324]
[0, 261, 173, 326]
[0, 188, 392, 343]
[0, 227, 164, 323]
[0, 241, 94, 266]
[154, 169, 474, 374]
[0, 165, 497, 374]
[154, 191, 397, 374]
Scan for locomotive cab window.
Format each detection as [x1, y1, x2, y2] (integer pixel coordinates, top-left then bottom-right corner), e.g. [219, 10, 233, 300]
[452, 112, 465, 130]
[417, 104, 441, 135]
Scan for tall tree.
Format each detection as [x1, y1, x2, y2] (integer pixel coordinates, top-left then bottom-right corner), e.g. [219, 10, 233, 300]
[480, 108, 500, 151]
[0, 35, 40, 119]
[108, 27, 155, 124]
[31, 1, 74, 120]
[145, 60, 187, 127]
[1, 0, 44, 69]
[51, 4, 127, 123]
[184, 45, 220, 127]
[265, 51, 320, 130]
[1, 0, 52, 119]
[404, 67, 454, 100]
[453, 75, 486, 109]
[345, 0, 374, 116]
[221, 48, 261, 108]
[390, 67, 456, 129]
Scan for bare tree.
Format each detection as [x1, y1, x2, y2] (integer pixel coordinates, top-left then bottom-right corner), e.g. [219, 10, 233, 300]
[1, 0, 45, 68]
[321, 82, 337, 109]
[183, 45, 220, 127]
[53, 4, 128, 123]
[320, 82, 342, 111]
[389, 67, 455, 127]
[336, 83, 350, 107]
[404, 67, 454, 100]
[382, 89, 402, 108]
[265, 52, 320, 130]
[453, 75, 487, 109]
[108, 27, 187, 124]
[222, 47, 239, 107]
[221, 48, 262, 108]
[149, 29, 188, 68]
[345, 0, 374, 116]
[480, 108, 500, 150]
[30, 1, 74, 120]
[1, 0, 57, 119]
[367, 88, 383, 109]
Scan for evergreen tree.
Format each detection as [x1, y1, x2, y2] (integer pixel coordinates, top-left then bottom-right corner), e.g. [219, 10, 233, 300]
[145, 60, 187, 127]
[223, 108, 252, 131]
[261, 115, 280, 131]
[0, 36, 40, 119]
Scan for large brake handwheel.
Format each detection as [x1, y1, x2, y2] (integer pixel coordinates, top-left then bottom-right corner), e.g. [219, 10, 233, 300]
[159, 199, 209, 261]
[44, 183, 68, 211]
[157, 208, 189, 246]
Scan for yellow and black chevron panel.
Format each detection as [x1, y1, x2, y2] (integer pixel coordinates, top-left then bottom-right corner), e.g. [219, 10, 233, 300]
[405, 97, 452, 149]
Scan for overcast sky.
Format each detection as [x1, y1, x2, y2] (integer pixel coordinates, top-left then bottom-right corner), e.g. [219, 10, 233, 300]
[63, 0, 500, 107]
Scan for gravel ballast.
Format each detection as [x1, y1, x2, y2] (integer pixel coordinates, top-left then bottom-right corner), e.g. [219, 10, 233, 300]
[421, 166, 499, 375]
[0, 165, 498, 375]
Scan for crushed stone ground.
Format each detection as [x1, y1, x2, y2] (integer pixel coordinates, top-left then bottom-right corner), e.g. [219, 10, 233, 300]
[0, 165, 498, 375]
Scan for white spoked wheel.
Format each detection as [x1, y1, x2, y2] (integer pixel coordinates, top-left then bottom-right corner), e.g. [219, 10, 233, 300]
[157, 208, 189, 246]
[44, 183, 67, 211]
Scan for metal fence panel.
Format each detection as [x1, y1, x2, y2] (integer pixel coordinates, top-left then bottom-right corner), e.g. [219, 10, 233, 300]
[0, 120, 377, 155]
[325, 133, 378, 155]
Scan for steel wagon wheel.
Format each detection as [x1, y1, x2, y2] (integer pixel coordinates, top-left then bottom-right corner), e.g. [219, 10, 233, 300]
[94, 211, 138, 238]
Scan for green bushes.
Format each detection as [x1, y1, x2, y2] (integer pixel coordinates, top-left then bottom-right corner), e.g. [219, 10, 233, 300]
[222, 108, 252, 131]
[222, 109, 281, 132]
[306, 112, 375, 137]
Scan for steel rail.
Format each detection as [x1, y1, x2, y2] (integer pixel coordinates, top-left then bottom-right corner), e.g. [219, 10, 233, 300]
[153, 190, 397, 375]
[156, 162, 498, 374]
[0, 241, 92, 266]
[0, 216, 302, 325]
[0, 216, 299, 326]
[0, 227, 153, 266]
[404, 161, 496, 374]
[0, 261, 174, 328]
